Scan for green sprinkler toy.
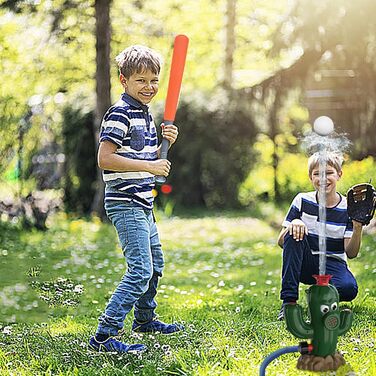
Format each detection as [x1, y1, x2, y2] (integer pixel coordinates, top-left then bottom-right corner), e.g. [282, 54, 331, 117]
[284, 274, 352, 357]
[284, 274, 353, 371]
[259, 275, 353, 375]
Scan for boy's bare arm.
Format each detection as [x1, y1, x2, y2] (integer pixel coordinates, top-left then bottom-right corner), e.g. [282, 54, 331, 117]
[344, 221, 363, 259]
[278, 219, 308, 248]
[98, 141, 171, 176]
[277, 227, 288, 248]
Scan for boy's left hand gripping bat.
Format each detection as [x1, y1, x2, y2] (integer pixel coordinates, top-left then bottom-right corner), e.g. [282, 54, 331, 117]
[155, 34, 189, 184]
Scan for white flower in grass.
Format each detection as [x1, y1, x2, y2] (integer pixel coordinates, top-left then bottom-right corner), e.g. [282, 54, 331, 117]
[3, 326, 12, 335]
[218, 280, 225, 287]
[235, 307, 241, 313]
[74, 285, 84, 293]
[161, 344, 170, 352]
[154, 343, 161, 349]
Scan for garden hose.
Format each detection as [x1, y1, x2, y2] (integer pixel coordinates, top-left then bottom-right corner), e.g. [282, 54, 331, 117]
[259, 342, 312, 376]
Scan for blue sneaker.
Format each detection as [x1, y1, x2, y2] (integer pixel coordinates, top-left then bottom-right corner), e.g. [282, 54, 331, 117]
[89, 336, 147, 354]
[278, 301, 297, 321]
[132, 318, 184, 334]
[277, 304, 286, 321]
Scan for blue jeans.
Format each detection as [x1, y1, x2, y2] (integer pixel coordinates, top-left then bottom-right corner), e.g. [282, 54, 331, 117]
[280, 234, 358, 303]
[96, 201, 164, 336]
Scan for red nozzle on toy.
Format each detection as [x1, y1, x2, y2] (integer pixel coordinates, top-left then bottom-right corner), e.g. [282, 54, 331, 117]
[313, 274, 332, 286]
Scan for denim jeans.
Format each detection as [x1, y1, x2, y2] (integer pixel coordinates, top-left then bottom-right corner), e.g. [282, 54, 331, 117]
[96, 201, 164, 336]
[280, 234, 358, 303]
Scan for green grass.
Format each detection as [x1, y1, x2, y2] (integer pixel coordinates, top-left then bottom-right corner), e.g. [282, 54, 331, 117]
[0, 212, 375, 375]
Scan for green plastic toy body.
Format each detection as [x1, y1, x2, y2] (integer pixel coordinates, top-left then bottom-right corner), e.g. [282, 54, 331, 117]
[284, 275, 353, 357]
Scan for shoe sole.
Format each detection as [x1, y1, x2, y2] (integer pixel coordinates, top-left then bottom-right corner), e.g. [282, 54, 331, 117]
[127, 348, 147, 354]
[132, 329, 181, 335]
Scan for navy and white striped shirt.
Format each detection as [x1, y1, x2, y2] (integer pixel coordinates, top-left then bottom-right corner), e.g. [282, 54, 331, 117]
[282, 192, 353, 262]
[99, 93, 158, 209]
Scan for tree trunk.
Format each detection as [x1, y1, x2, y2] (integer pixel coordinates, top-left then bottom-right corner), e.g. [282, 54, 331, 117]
[91, 0, 112, 218]
[270, 90, 281, 201]
[223, 0, 236, 95]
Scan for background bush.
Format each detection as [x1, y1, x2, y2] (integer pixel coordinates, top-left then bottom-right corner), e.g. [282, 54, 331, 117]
[159, 94, 258, 209]
[62, 106, 97, 215]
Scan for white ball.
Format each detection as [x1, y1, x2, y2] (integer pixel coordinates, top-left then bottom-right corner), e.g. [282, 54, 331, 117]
[313, 116, 334, 136]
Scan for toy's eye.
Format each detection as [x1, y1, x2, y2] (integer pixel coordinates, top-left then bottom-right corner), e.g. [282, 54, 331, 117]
[331, 303, 338, 311]
[320, 305, 330, 314]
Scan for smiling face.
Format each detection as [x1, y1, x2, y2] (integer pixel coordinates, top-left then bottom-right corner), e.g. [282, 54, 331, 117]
[120, 70, 159, 105]
[309, 164, 342, 195]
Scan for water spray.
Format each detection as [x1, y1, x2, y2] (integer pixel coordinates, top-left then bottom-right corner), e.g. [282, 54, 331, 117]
[314, 116, 333, 276]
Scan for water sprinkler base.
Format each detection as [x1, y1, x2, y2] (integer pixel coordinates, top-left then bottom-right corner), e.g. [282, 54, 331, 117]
[297, 352, 346, 372]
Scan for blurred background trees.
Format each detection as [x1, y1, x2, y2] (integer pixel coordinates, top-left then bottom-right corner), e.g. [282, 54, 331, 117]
[1, 0, 375, 221]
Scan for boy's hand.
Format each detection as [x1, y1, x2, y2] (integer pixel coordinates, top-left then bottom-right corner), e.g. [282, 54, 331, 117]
[161, 123, 178, 145]
[148, 159, 171, 177]
[288, 219, 308, 241]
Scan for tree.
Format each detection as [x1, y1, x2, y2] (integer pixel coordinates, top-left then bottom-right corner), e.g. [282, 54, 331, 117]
[91, 0, 112, 218]
[223, 0, 236, 94]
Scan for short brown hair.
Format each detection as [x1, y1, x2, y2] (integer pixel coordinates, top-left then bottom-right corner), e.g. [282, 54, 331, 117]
[308, 152, 343, 176]
[115, 45, 162, 78]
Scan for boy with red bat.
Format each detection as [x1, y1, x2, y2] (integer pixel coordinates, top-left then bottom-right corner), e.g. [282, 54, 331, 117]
[89, 45, 182, 354]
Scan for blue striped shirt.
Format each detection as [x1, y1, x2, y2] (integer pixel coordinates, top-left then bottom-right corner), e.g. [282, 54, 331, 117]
[282, 192, 353, 262]
[99, 93, 158, 209]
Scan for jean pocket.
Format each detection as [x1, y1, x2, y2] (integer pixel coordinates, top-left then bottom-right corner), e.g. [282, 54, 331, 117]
[130, 125, 145, 151]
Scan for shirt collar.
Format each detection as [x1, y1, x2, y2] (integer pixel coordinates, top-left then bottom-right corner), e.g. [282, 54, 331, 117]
[121, 93, 149, 111]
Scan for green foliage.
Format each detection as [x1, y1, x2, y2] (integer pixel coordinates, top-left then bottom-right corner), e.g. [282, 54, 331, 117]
[110, 0, 290, 97]
[338, 157, 376, 193]
[240, 145, 376, 205]
[163, 94, 258, 209]
[0, 213, 375, 375]
[62, 107, 96, 215]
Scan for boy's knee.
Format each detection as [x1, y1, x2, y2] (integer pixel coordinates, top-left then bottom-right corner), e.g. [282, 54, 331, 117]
[337, 282, 358, 302]
[283, 233, 309, 252]
[140, 270, 153, 286]
[127, 268, 153, 290]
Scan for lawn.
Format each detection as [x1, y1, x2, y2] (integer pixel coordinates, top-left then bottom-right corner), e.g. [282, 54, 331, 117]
[0, 211, 375, 375]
